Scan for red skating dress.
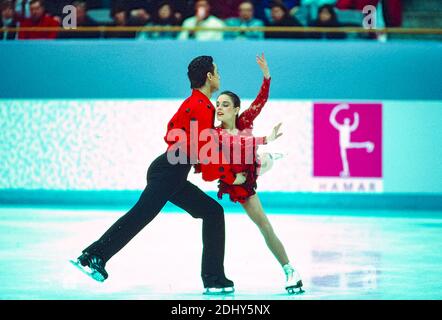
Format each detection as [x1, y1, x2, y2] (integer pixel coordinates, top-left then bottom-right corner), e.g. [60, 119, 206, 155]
[216, 77, 271, 203]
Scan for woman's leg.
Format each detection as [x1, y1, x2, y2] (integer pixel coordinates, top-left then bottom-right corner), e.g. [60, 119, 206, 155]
[241, 193, 289, 266]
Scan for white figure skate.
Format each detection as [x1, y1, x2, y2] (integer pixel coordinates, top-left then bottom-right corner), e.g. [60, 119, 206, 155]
[283, 264, 304, 295]
[257, 152, 285, 176]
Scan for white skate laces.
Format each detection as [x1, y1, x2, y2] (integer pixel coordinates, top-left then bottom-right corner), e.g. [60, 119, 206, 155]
[283, 263, 304, 294]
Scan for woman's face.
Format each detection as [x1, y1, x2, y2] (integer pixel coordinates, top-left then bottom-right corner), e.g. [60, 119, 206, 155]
[216, 94, 239, 123]
[158, 4, 172, 20]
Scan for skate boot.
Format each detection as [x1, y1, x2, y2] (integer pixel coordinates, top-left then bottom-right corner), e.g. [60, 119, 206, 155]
[202, 274, 235, 295]
[69, 252, 108, 283]
[283, 263, 304, 294]
[257, 153, 285, 176]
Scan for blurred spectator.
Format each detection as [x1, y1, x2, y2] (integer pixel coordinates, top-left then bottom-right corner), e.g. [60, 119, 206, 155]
[139, 1, 179, 40]
[171, 0, 195, 23]
[1, 0, 18, 40]
[265, 2, 305, 39]
[225, 1, 264, 40]
[336, 0, 402, 27]
[128, 7, 152, 27]
[18, 0, 60, 39]
[57, 1, 100, 39]
[309, 4, 346, 39]
[298, 0, 336, 23]
[269, 0, 300, 11]
[210, 0, 243, 19]
[105, 4, 135, 38]
[124, 0, 154, 27]
[15, 0, 31, 18]
[254, 0, 300, 23]
[178, 0, 225, 40]
[16, 0, 70, 19]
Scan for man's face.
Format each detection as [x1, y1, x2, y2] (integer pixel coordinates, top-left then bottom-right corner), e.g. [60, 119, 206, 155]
[30, 2, 44, 21]
[239, 2, 254, 21]
[208, 63, 220, 92]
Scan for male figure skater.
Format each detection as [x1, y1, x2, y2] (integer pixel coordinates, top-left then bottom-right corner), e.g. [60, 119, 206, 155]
[71, 56, 246, 294]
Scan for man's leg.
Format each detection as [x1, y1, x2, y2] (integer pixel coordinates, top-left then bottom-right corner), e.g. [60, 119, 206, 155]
[83, 152, 189, 264]
[83, 181, 172, 263]
[169, 181, 234, 291]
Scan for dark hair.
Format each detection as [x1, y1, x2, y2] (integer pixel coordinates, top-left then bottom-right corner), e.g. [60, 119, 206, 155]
[30, 0, 44, 6]
[219, 91, 240, 109]
[154, 1, 176, 24]
[219, 91, 241, 121]
[270, 1, 288, 12]
[157, 1, 173, 11]
[72, 1, 87, 9]
[187, 56, 214, 89]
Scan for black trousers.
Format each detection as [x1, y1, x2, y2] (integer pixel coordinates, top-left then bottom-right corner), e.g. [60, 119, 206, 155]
[83, 152, 226, 277]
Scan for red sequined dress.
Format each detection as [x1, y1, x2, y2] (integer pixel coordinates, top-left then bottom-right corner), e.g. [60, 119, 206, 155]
[216, 77, 271, 203]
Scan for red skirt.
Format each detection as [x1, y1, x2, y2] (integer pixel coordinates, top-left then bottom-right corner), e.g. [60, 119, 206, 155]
[217, 161, 260, 204]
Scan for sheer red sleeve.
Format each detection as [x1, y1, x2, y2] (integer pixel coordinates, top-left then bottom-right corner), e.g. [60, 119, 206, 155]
[237, 77, 271, 131]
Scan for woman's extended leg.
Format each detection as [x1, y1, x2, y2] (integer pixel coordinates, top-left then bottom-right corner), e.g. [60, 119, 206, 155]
[241, 194, 289, 266]
[241, 193, 304, 293]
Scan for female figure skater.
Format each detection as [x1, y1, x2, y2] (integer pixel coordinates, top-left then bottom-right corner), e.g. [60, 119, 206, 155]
[200, 54, 304, 294]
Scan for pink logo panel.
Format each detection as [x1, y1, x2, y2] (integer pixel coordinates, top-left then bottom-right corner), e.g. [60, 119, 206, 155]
[314, 103, 382, 178]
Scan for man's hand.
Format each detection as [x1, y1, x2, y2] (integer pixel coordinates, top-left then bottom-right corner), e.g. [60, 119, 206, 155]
[256, 53, 270, 79]
[266, 122, 283, 143]
[232, 172, 247, 185]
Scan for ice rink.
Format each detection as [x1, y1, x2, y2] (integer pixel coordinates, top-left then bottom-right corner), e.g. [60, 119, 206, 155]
[1, 207, 441, 300]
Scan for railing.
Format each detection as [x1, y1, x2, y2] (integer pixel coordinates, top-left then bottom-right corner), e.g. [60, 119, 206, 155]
[2, 26, 442, 35]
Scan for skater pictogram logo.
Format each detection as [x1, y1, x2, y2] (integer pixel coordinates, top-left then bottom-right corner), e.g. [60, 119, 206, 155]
[313, 103, 382, 178]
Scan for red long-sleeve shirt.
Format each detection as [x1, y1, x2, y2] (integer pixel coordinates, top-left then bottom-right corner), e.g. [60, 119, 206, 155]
[164, 89, 237, 184]
[18, 14, 60, 39]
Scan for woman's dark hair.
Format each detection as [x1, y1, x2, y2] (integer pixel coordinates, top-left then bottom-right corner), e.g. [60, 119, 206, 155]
[187, 56, 214, 89]
[219, 91, 241, 109]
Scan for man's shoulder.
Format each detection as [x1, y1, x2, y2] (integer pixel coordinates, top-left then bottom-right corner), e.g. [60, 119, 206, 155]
[180, 92, 206, 107]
